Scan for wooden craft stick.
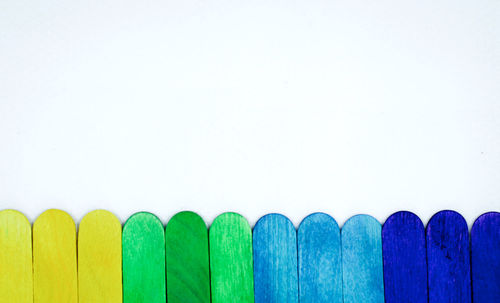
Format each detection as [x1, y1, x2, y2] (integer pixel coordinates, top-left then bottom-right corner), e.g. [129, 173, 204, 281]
[382, 211, 427, 303]
[253, 213, 298, 303]
[427, 210, 471, 303]
[33, 209, 78, 303]
[341, 214, 384, 303]
[122, 212, 166, 303]
[165, 211, 210, 303]
[297, 212, 342, 303]
[78, 210, 122, 303]
[209, 212, 254, 303]
[0, 210, 33, 303]
[471, 212, 500, 302]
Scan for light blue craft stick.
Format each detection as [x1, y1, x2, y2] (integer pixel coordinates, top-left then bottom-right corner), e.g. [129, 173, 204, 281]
[253, 213, 298, 303]
[341, 214, 384, 303]
[298, 213, 342, 303]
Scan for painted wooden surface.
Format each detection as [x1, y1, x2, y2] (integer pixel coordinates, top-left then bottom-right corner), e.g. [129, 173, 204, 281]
[165, 211, 211, 303]
[122, 212, 166, 303]
[209, 212, 254, 303]
[471, 212, 500, 302]
[253, 213, 298, 303]
[297, 212, 342, 303]
[341, 214, 384, 303]
[33, 209, 78, 303]
[427, 210, 471, 303]
[0, 210, 33, 303]
[78, 210, 122, 303]
[382, 211, 427, 303]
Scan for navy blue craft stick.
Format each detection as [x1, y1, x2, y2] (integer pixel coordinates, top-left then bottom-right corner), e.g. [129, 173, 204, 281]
[471, 212, 500, 302]
[382, 211, 427, 303]
[253, 213, 298, 303]
[427, 210, 471, 303]
[341, 214, 384, 303]
[297, 213, 342, 303]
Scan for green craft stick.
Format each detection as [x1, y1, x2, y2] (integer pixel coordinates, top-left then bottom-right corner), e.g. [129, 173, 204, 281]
[122, 212, 166, 303]
[165, 211, 210, 303]
[209, 212, 255, 303]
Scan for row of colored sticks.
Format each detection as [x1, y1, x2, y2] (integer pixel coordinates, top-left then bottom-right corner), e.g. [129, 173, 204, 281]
[0, 209, 498, 303]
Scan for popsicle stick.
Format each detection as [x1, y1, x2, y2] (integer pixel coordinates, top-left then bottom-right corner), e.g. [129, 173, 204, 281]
[78, 210, 122, 303]
[253, 213, 298, 303]
[33, 209, 77, 303]
[209, 212, 254, 303]
[382, 211, 427, 303]
[122, 212, 166, 303]
[471, 212, 500, 302]
[0, 210, 33, 303]
[341, 214, 384, 303]
[165, 211, 210, 303]
[297, 212, 342, 303]
[427, 210, 471, 303]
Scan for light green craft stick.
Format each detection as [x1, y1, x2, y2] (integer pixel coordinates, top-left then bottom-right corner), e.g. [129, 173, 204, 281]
[123, 212, 166, 303]
[209, 212, 255, 303]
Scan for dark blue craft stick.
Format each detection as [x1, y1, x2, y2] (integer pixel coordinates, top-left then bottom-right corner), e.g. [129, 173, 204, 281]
[341, 214, 384, 303]
[471, 212, 500, 302]
[253, 213, 298, 303]
[297, 213, 342, 303]
[426, 210, 471, 303]
[382, 211, 427, 303]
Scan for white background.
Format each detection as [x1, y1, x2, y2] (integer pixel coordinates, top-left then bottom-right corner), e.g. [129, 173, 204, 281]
[1, 0, 499, 227]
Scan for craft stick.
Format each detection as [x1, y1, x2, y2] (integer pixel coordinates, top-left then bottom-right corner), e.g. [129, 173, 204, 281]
[33, 209, 78, 303]
[341, 214, 384, 303]
[209, 212, 254, 303]
[0, 210, 33, 303]
[297, 212, 342, 303]
[78, 210, 122, 303]
[165, 211, 210, 303]
[253, 213, 298, 303]
[471, 212, 500, 302]
[122, 212, 166, 303]
[382, 211, 427, 303]
[427, 210, 471, 303]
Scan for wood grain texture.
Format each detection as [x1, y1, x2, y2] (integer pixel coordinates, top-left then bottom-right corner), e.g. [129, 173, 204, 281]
[0, 210, 33, 303]
[341, 214, 384, 303]
[382, 211, 427, 303]
[33, 209, 78, 303]
[209, 212, 254, 303]
[122, 212, 166, 303]
[471, 212, 500, 302]
[253, 213, 298, 303]
[427, 210, 471, 303]
[78, 210, 122, 303]
[297, 212, 342, 303]
[165, 211, 210, 303]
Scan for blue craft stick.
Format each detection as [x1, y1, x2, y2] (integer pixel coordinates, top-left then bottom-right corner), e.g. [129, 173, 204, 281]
[382, 211, 427, 303]
[341, 214, 384, 303]
[253, 213, 298, 303]
[471, 212, 500, 302]
[427, 210, 471, 303]
[297, 213, 342, 303]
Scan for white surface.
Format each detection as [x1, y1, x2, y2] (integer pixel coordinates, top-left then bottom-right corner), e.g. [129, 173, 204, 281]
[1, 0, 499, 227]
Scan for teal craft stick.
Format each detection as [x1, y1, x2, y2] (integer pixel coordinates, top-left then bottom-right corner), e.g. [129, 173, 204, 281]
[341, 214, 384, 303]
[253, 213, 298, 303]
[298, 213, 342, 303]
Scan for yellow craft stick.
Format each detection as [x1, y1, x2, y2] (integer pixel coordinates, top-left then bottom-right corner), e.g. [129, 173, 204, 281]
[33, 209, 78, 303]
[0, 210, 33, 303]
[78, 210, 123, 303]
